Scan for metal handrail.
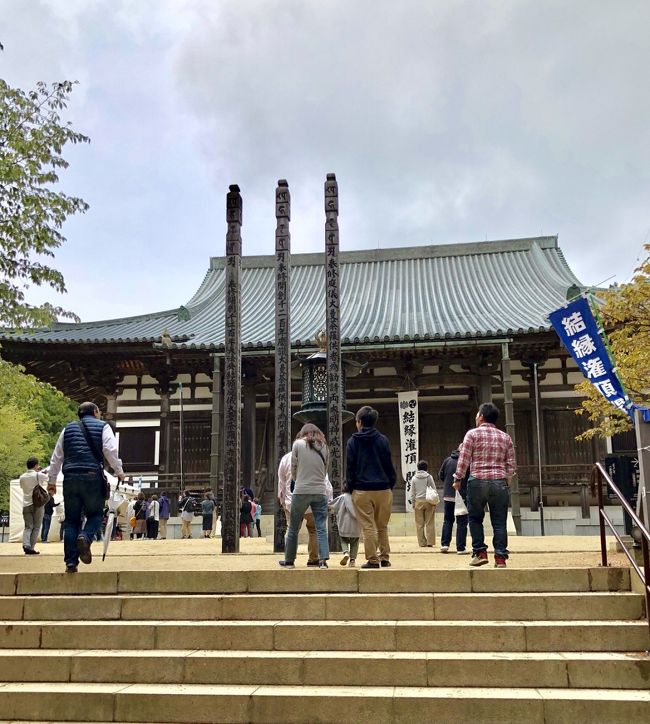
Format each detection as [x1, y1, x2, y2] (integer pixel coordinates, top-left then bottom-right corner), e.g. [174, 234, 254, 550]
[593, 462, 650, 634]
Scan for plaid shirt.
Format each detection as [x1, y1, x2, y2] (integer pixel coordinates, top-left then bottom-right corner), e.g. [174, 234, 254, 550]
[454, 423, 516, 482]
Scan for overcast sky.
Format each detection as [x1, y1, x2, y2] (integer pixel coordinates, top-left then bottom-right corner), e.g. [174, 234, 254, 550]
[2, 0, 649, 323]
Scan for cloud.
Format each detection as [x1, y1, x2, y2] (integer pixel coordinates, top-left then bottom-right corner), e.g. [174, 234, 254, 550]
[1, 0, 649, 322]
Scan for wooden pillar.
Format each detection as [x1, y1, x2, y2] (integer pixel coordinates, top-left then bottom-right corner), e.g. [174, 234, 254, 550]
[274, 179, 291, 552]
[104, 392, 118, 424]
[501, 342, 521, 534]
[479, 367, 492, 404]
[209, 355, 223, 494]
[159, 392, 171, 475]
[222, 184, 243, 553]
[242, 380, 257, 489]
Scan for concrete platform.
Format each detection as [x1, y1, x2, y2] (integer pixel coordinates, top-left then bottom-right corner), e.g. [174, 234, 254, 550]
[0, 535, 630, 574]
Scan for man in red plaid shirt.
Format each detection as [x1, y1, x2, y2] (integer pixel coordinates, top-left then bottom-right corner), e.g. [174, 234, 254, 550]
[453, 402, 516, 568]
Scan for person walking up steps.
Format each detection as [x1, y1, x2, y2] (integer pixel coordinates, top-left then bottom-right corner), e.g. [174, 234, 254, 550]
[453, 402, 516, 569]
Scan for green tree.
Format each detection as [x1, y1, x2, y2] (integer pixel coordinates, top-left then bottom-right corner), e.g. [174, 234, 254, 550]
[576, 244, 650, 439]
[0, 403, 46, 509]
[0, 360, 77, 508]
[1, 79, 89, 328]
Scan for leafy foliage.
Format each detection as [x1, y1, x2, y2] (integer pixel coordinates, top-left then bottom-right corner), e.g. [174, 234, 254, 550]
[576, 244, 650, 439]
[0, 360, 77, 508]
[0, 403, 46, 510]
[0, 79, 89, 328]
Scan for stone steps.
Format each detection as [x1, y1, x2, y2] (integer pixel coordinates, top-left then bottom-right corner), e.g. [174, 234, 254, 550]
[1, 649, 649, 690]
[0, 565, 648, 722]
[0, 683, 648, 723]
[0, 566, 633, 595]
[0, 591, 643, 621]
[1, 619, 648, 652]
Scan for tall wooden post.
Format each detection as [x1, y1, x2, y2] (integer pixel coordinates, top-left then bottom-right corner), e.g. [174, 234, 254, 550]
[274, 180, 291, 552]
[325, 174, 343, 493]
[209, 355, 222, 494]
[222, 184, 242, 553]
[325, 174, 343, 552]
[501, 341, 521, 534]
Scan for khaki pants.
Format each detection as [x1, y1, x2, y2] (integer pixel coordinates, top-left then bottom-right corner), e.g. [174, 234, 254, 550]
[159, 518, 168, 539]
[181, 518, 193, 538]
[284, 508, 319, 562]
[352, 489, 393, 565]
[414, 500, 436, 546]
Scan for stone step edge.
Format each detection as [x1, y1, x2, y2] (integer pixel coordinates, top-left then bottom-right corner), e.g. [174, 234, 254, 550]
[4, 648, 648, 659]
[2, 619, 645, 625]
[0, 682, 648, 699]
[0, 649, 650, 689]
[1, 683, 649, 723]
[0, 566, 632, 596]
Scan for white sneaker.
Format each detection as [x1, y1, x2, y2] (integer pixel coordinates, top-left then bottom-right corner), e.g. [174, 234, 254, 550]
[440, 546, 449, 553]
[457, 549, 471, 555]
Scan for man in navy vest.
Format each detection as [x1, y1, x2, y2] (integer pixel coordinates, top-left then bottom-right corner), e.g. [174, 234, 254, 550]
[48, 402, 125, 572]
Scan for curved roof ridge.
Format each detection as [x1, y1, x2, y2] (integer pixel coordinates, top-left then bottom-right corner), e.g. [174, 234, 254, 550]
[209, 235, 559, 270]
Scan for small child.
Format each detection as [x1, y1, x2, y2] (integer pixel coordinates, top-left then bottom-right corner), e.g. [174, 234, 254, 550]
[331, 491, 361, 567]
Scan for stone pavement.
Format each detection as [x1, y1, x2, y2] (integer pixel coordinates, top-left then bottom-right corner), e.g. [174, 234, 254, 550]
[0, 535, 628, 573]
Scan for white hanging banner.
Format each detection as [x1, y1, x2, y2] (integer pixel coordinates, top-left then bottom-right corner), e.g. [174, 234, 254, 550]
[397, 390, 419, 513]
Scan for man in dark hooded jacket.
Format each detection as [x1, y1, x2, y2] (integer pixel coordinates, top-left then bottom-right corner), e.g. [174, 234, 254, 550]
[346, 406, 396, 569]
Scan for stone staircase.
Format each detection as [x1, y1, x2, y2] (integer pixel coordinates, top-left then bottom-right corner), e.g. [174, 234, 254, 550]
[0, 566, 649, 722]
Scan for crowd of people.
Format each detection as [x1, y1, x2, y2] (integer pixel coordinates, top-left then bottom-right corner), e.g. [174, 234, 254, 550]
[18, 399, 515, 572]
[277, 401, 516, 570]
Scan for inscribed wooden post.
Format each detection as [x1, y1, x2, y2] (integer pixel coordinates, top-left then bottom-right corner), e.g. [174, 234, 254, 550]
[501, 341, 521, 535]
[222, 184, 242, 553]
[274, 180, 291, 551]
[209, 355, 222, 494]
[324, 173, 343, 496]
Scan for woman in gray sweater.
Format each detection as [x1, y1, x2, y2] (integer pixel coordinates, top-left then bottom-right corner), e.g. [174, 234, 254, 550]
[279, 423, 330, 569]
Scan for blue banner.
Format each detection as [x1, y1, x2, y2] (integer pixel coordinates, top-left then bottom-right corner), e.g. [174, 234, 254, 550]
[548, 296, 633, 418]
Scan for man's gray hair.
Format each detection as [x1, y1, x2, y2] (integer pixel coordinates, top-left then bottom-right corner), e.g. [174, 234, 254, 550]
[78, 401, 99, 418]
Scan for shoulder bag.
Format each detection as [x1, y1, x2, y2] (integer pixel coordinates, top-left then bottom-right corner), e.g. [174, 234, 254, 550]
[425, 477, 440, 505]
[79, 420, 111, 500]
[32, 475, 50, 508]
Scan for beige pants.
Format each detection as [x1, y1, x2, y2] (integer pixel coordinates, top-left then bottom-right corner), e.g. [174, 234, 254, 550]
[159, 518, 168, 539]
[284, 508, 318, 562]
[414, 500, 436, 546]
[352, 489, 393, 565]
[181, 518, 193, 538]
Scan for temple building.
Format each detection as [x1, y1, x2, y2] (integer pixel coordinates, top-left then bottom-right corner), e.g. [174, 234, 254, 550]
[0, 235, 606, 520]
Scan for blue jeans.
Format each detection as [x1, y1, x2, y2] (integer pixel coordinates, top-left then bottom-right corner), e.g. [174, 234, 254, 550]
[63, 472, 105, 567]
[441, 500, 468, 551]
[41, 514, 52, 543]
[284, 493, 329, 563]
[467, 478, 510, 558]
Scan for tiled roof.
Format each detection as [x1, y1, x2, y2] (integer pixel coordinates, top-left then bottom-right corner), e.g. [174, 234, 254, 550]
[2, 237, 581, 350]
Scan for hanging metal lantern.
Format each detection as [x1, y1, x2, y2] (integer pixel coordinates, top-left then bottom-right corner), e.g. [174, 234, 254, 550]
[293, 331, 356, 431]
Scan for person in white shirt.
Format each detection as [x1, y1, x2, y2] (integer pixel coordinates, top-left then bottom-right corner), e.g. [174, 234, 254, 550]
[19, 457, 48, 554]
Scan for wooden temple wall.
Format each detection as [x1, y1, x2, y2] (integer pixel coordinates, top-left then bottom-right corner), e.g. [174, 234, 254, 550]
[110, 352, 604, 510]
